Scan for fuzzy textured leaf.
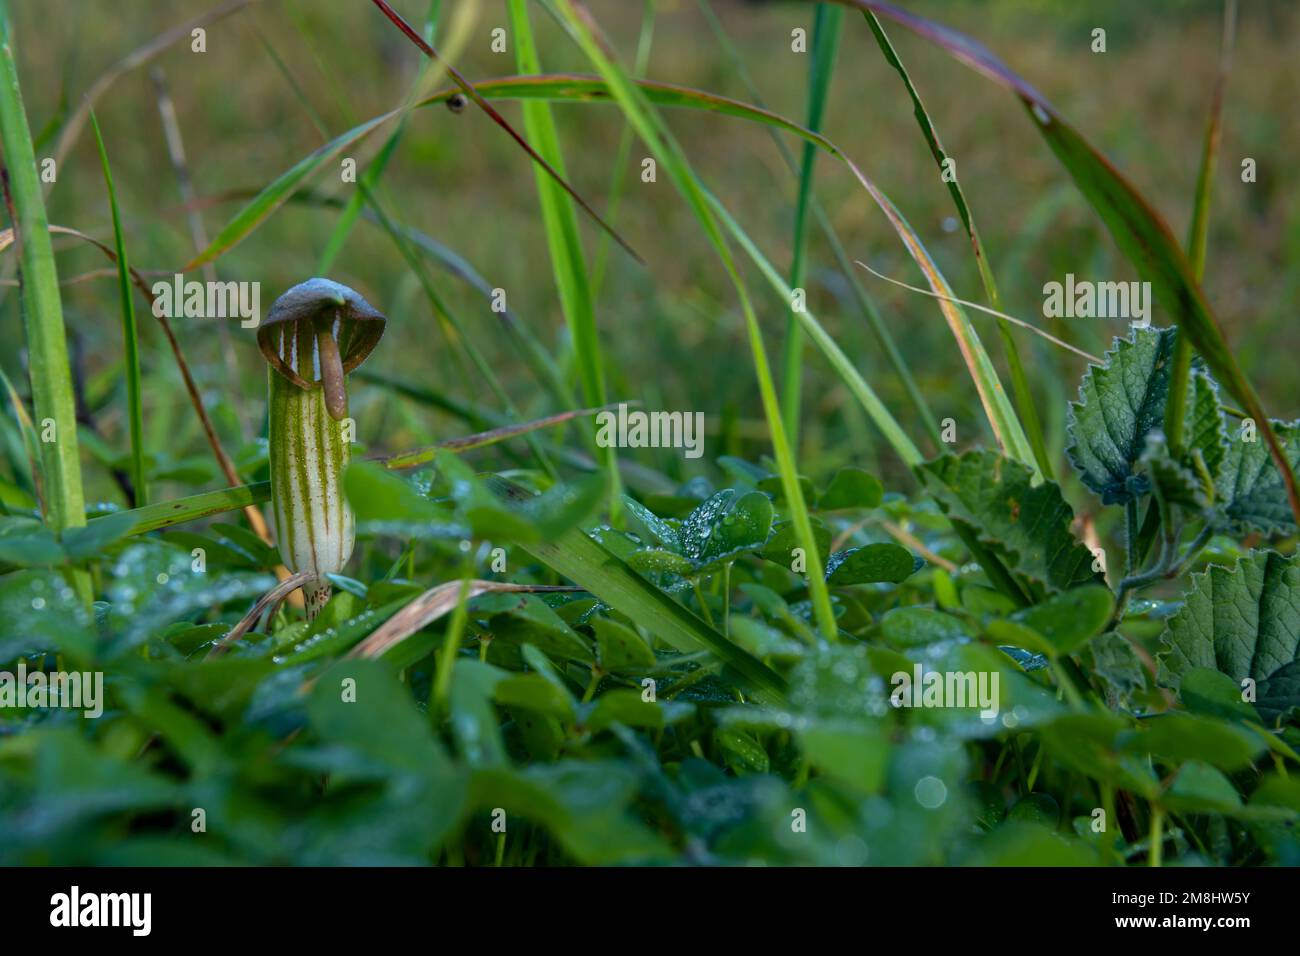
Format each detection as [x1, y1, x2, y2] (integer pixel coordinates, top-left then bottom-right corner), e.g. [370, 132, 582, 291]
[1158, 550, 1300, 722]
[918, 451, 1100, 599]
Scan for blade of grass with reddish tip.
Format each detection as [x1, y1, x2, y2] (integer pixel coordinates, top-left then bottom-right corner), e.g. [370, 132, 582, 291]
[368, 0, 642, 266]
[831, 0, 1300, 527]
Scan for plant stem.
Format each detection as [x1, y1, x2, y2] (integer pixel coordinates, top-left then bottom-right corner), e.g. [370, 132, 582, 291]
[1148, 807, 1165, 867]
[431, 576, 472, 721]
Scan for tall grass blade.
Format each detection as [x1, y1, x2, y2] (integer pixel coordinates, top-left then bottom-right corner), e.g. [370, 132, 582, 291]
[836, 0, 1300, 526]
[508, 0, 621, 520]
[696, 0, 940, 446]
[544, 0, 840, 641]
[862, 10, 1050, 478]
[0, 0, 90, 598]
[317, 1, 444, 274]
[591, 0, 655, 298]
[780, 3, 842, 443]
[89, 112, 146, 507]
[709, 196, 922, 467]
[428, 73, 1033, 470]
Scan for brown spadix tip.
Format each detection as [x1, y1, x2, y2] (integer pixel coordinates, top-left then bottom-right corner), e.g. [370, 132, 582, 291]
[257, 277, 386, 421]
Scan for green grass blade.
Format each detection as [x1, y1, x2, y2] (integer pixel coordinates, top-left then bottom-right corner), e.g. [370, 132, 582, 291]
[544, 0, 840, 641]
[186, 108, 399, 270]
[0, 0, 90, 598]
[317, 117, 404, 274]
[89, 112, 146, 508]
[708, 194, 922, 468]
[696, 0, 940, 447]
[316, 1, 443, 274]
[862, 10, 1049, 479]
[590, 0, 655, 299]
[427, 73, 1033, 471]
[368, 0, 642, 265]
[488, 475, 787, 701]
[780, 3, 843, 443]
[1167, 0, 1236, 456]
[89, 482, 271, 537]
[508, 0, 621, 520]
[840, 0, 1300, 525]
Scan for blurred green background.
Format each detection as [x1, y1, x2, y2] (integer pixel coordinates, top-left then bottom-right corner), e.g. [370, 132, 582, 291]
[2, 0, 1296, 502]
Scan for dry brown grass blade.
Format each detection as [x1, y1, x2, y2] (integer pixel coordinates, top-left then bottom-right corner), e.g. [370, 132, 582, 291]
[856, 261, 1100, 363]
[382, 401, 631, 469]
[348, 580, 583, 660]
[206, 570, 314, 659]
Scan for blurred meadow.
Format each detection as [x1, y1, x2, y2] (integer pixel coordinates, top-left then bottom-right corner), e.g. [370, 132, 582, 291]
[5, 0, 1296, 501]
[3, 0, 1300, 869]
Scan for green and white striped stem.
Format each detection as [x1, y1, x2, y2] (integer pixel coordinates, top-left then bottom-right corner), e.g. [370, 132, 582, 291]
[260, 278, 385, 620]
[268, 366, 353, 618]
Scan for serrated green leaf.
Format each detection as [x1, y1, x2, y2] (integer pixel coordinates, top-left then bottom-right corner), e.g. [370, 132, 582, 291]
[1067, 327, 1177, 505]
[1216, 420, 1300, 535]
[1143, 433, 1210, 510]
[1158, 549, 1300, 723]
[1187, 369, 1227, 485]
[918, 451, 1100, 599]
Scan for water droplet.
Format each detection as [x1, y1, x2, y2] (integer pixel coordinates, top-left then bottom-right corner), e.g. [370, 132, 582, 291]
[31, 597, 46, 610]
[914, 775, 948, 809]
